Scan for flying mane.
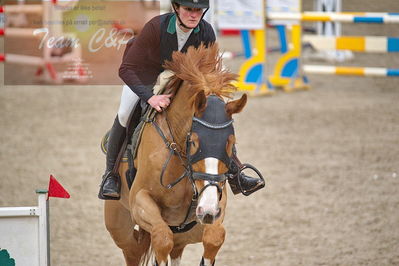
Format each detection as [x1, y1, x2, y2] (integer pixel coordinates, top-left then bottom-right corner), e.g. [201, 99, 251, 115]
[163, 43, 238, 101]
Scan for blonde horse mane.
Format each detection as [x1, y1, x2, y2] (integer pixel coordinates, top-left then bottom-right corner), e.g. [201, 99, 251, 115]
[163, 43, 238, 102]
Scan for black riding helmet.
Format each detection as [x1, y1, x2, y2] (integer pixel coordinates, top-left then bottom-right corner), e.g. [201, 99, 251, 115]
[172, 0, 209, 9]
[171, 0, 210, 30]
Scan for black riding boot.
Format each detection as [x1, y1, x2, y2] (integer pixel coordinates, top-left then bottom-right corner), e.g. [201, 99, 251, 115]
[227, 148, 265, 196]
[98, 116, 126, 200]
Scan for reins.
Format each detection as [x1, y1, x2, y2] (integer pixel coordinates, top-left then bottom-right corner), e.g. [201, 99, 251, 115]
[148, 90, 233, 233]
[151, 111, 193, 190]
[151, 111, 200, 233]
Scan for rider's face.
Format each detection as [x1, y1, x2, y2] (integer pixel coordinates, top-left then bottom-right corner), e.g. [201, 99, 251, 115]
[177, 5, 204, 31]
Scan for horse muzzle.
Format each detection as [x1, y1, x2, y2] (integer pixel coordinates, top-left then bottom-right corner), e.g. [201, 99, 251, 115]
[196, 206, 221, 224]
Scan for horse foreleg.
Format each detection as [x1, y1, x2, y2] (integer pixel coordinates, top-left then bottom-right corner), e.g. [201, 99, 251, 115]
[169, 245, 186, 266]
[201, 223, 225, 266]
[104, 200, 143, 266]
[132, 189, 174, 265]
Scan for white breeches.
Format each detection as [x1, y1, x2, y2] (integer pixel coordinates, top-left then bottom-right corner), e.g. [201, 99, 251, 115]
[117, 85, 140, 128]
[117, 70, 174, 127]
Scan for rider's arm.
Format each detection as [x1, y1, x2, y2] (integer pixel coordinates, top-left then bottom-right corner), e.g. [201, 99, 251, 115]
[119, 17, 161, 103]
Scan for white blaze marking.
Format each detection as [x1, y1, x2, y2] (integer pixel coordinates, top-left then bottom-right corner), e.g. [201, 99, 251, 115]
[205, 157, 218, 175]
[198, 158, 219, 215]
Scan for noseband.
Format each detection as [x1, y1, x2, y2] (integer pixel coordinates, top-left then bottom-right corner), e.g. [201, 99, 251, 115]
[151, 95, 234, 232]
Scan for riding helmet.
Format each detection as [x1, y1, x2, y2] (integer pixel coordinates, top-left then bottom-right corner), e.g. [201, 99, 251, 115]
[171, 0, 209, 9]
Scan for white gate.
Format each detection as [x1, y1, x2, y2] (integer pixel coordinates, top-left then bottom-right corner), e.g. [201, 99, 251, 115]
[0, 190, 49, 266]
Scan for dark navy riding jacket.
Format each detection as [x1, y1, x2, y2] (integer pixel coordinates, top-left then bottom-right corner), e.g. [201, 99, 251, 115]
[119, 13, 216, 102]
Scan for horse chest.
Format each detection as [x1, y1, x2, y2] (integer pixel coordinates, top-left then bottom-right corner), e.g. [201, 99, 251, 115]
[160, 189, 194, 224]
[161, 205, 193, 225]
[162, 189, 191, 209]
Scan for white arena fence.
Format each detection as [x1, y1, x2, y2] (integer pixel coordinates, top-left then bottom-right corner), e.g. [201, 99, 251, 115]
[0, 190, 50, 266]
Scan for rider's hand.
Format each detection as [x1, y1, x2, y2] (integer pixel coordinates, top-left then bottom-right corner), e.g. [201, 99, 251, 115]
[147, 94, 172, 112]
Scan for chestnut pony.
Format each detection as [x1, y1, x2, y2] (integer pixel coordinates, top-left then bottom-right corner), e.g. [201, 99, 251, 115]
[104, 43, 247, 266]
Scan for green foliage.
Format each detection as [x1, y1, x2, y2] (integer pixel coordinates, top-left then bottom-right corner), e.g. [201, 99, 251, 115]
[0, 249, 15, 266]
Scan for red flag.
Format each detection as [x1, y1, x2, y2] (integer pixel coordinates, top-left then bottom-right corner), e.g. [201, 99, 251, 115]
[48, 175, 70, 199]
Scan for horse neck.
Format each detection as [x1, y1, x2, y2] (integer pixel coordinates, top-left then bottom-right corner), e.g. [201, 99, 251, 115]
[165, 87, 195, 146]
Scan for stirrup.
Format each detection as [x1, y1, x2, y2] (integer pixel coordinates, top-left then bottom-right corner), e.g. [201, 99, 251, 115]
[228, 163, 265, 196]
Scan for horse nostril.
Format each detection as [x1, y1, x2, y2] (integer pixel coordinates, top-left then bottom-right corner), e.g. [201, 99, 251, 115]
[202, 213, 214, 224]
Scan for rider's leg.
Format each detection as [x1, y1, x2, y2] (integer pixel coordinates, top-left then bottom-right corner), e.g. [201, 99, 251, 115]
[227, 146, 265, 196]
[100, 85, 140, 199]
[101, 116, 126, 198]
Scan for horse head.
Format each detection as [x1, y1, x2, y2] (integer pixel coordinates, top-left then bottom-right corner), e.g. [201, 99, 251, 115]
[188, 91, 247, 224]
[163, 43, 247, 225]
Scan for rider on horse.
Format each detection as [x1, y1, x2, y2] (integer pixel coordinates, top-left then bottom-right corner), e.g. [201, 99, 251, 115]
[99, 0, 265, 200]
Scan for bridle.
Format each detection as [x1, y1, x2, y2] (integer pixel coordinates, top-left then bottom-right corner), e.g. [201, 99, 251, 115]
[151, 94, 233, 232]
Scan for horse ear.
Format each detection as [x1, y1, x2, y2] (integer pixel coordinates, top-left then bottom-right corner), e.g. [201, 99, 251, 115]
[194, 90, 207, 116]
[226, 93, 247, 117]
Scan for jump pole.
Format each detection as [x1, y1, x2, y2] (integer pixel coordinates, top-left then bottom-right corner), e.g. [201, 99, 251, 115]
[0, 28, 43, 38]
[303, 35, 399, 53]
[267, 12, 399, 23]
[0, 53, 45, 65]
[303, 65, 399, 77]
[267, 11, 399, 78]
[0, 4, 43, 14]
